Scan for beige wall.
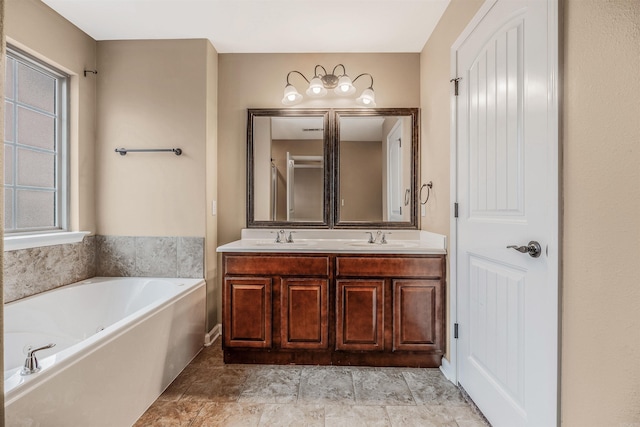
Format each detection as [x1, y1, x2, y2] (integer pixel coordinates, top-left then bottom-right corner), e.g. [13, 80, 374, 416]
[96, 39, 219, 328]
[562, 1, 640, 425]
[95, 39, 208, 237]
[420, 0, 484, 236]
[422, 0, 640, 425]
[217, 53, 420, 246]
[419, 0, 484, 359]
[205, 41, 219, 330]
[5, 0, 97, 233]
[340, 140, 383, 221]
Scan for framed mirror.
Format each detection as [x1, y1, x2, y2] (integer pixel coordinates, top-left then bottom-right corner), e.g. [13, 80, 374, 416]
[247, 109, 331, 228]
[246, 108, 418, 229]
[334, 108, 419, 228]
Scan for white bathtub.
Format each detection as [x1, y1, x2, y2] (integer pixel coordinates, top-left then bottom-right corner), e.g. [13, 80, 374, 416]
[4, 276, 206, 426]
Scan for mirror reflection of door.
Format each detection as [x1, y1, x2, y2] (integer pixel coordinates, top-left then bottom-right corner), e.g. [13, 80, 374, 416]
[286, 153, 323, 221]
[387, 121, 403, 221]
[270, 117, 324, 222]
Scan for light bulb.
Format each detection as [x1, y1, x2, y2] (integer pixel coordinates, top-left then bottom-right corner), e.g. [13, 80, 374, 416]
[334, 75, 356, 96]
[287, 94, 296, 101]
[362, 98, 371, 105]
[306, 76, 327, 97]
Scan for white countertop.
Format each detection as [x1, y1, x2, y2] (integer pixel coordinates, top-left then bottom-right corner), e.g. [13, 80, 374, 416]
[216, 229, 447, 255]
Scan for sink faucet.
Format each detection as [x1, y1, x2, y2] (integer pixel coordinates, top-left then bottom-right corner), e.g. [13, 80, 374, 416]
[286, 231, 295, 243]
[367, 231, 382, 244]
[274, 229, 285, 243]
[21, 343, 56, 376]
[381, 232, 391, 244]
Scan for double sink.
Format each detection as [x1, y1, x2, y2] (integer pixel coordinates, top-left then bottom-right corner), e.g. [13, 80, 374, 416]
[217, 229, 446, 255]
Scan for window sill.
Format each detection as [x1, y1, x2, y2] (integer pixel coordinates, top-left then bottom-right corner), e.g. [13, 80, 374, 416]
[4, 231, 91, 252]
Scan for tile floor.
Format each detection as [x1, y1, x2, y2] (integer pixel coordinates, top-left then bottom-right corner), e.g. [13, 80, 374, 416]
[134, 339, 490, 426]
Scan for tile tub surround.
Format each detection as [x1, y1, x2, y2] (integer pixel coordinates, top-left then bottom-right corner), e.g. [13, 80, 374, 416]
[3, 235, 205, 302]
[4, 236, 96, 303]
[134, 339, 490, 427]
[96, 235, 204, 278]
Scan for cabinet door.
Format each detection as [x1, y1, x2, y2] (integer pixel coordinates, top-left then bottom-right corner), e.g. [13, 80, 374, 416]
[224, 277, 272, 348]
[393, 279, 443, 352]
[336, 279, 384, 351]
[281, 278, 329, 349]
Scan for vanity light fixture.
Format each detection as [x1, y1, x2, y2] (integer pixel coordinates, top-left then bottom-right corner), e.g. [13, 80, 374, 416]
[281, 64, 376, 107]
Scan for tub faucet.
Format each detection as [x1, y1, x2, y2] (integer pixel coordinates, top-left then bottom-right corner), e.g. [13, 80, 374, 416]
[21, 343, 56, 376]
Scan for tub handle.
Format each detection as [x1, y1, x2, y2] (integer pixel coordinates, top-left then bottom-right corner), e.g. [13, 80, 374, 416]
[21, 343, 56, 376]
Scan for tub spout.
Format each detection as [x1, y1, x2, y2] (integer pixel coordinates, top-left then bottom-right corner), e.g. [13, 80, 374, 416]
[21, 343, 56, 376]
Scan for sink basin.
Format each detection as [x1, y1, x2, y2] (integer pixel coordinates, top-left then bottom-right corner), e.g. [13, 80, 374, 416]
[246, 240, 317, 247]
[346, 242, 418, 249]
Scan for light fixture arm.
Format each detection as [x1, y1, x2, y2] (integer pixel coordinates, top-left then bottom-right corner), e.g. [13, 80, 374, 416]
[331, 64, 347, 77]
[352, 73, 374, 89]
[313, 65, 328, 78]
[285, 70, 310, 86]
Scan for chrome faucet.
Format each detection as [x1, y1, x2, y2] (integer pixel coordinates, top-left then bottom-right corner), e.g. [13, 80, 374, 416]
[21, 343, 56, 376]
[274, 229, 285, 243]
[381, 232, 391, 244]
[286, 231, 295, 243]
[367, 231, 382, 244]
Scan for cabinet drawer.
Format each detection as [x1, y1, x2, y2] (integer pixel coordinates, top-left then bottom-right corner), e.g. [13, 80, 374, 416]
[224, 255, 330, 276]
[336, 256, 444, 278]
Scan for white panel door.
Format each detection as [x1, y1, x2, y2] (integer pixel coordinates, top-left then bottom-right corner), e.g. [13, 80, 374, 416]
[454, 0, 559, 426]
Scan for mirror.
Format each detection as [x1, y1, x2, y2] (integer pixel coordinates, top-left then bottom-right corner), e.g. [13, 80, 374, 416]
[334, 109, 418, 228]
[247, 108, 418, 229]
[247, 109, 330, 228]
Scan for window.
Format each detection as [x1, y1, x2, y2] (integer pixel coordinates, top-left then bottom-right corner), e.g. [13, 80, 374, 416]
[4, 47, 68, 234]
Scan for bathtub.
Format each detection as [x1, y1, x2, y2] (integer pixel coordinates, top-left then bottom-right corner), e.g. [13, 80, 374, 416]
[4, 276, 206, 426]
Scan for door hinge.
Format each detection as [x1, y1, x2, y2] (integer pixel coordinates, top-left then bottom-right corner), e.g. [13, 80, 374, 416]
[398, 137, 401, 147]
[450, 77, 462, 96]
[454, 323, 459, 339]
[454, 202, 459, 218]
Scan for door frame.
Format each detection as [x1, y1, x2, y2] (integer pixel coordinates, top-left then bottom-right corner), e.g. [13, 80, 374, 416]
[446, 0, 561, 422]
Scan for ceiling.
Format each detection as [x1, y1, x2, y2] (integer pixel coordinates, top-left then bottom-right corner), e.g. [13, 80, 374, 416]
[40, 0, 451, 53]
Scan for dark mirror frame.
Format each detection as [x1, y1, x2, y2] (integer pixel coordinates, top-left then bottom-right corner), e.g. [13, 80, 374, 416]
[333, 108, 419, 229]
[247, 108, 332, 229]
[246, 108, 419, 229]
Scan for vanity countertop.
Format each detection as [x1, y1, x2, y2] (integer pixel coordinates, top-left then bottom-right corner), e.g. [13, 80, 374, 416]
[216, 229, 446, 255]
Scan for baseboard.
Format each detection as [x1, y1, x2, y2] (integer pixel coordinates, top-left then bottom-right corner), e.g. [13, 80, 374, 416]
[204, 323, 222, 347]
[440, 356, 456, 384]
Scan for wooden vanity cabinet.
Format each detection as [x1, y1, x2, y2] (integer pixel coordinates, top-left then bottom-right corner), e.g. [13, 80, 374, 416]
[222, 254, 332, 363]
[222, 252, 445, 367]
[334, 255, 445, 366]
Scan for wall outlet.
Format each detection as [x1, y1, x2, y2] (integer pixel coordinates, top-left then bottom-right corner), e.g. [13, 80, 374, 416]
[212, 200, 217, 216]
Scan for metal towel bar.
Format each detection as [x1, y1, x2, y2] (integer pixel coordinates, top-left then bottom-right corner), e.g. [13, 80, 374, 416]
[115, 148, 182, 156]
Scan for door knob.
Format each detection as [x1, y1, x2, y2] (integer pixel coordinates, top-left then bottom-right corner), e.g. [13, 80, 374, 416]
[507, 241, 542, 258]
